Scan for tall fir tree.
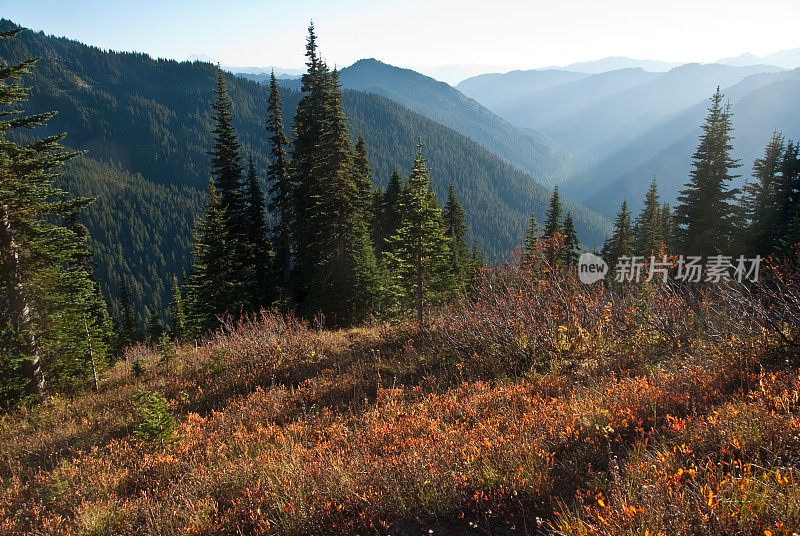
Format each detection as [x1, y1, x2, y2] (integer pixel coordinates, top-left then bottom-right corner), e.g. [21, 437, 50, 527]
[741, 132, 784, 255]
[522, 212, 539, 266]
[185, 180, 238, 335]
[208, 70, 247, 308]
[443, 183, 468, 290]
[385, 140, 452, 324]
[561, 212, 579, 266]
[146, 308, 164, 342]
[265, 71, 294, 288]
[542, 186, 563, 240]
[675, 88, 741, 256]
[243, 155, 272, 309]
[775, 140, 800, 253]
[117, 279, 142, 348]
[353, 134, 373, 220]
[635, 178, 664, 256]
[291, 26, 380, 324]
[661, 203, 675, 252]
[374, 168, 404, 254]
[602, 201, 635, 265]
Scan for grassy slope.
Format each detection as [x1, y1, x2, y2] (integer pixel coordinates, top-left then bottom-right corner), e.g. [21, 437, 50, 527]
[1, 261, 799, 535]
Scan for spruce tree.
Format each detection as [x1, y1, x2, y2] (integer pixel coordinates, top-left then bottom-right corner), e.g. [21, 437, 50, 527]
[208, 70, 247, 308]
[602, 201, 635, 265]
[443, 183, 468, 289]
[675, 88, 741, 256]
[385, 140, 452, 324]
[375, 168, 404, 254]
[118, 279, 142, 348]
[291, 28, 380, 324]
[185, 180, 238, 335]
[741, 132, 784, 255]
[522, 212, 539, 266]
[635, 178, 664, 256]
[353, 134, 373, 219]
[265, 71, 293, 288]
[146, 308, 164, 342]
[243, 155, 272, 309]
[561, 212, 579, 266]
[776, 140, 800, 253]
[169, 276, 185, 341]
[542, 186, 563, 240]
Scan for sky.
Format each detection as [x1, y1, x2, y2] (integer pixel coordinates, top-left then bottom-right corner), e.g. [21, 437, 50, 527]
[3, 0, 800, 75]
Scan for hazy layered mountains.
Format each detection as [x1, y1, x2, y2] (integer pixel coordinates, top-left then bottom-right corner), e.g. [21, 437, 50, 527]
[459, 60, 798, 217]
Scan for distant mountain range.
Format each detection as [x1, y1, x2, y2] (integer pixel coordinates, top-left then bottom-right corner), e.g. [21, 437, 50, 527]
[186, 53, 302, 78]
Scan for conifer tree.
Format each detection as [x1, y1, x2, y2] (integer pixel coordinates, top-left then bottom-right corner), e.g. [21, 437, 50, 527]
[542, 186, 563, 240]
[243, 156, 272, 309]
[375, 168, 404, 254]
[675, 88, 741, 256]
[775, 140, 800, 253]
[443, 183, 468, 289]
[741, 132, 784, 255]
[208, 70, 247, 308]
[291, 27, 380, 324]
[353, 134, 373, 219]
[185, 180, 238, 335]
[635, 178, 664, 256]
[266, 71, 294, 288]
[522, 212, 539, 266]
[385, 140, 452, 324]
[561, 212, 579, 266]
[602, 201, 635, 265]
[146, 308, 164, 342]
[118, 280, 142, 348]
[169, 276, 185, 341]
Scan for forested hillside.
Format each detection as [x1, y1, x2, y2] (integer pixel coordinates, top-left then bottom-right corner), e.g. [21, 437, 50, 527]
[0, 20, 608, 319]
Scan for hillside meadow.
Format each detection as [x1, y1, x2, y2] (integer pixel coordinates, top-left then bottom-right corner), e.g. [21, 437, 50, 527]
[1, 252, 799, 535]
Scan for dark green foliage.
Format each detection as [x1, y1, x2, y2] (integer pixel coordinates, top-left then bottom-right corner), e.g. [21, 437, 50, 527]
[169, 276, 185, 341]
[353, 134, 374, 219]
[0, 27, 112, 404]
[635, 178, 664, 256]
[133, 390, 175, 449]
[384, 141, 452, 323]
[290, 28, 380, 325]
[561, 212, 579, 266]
[117, 280, 142, 349]
[741, 132, 784, 255]
[243, 156, 273, 310]
[373, 168, 404, 255]
[661, 203, 676, 251]
[776, 141, 800, 253]
[185, 181, 238, 336]
[542, 186, 563, 240]
[675, 88, 741, 256]
[443, 183, 468, 291]
[602, 201, 635, 265]
[522, 212, 539, 266]
[265, 72, 293, 289]
[146, 308, 164, 342]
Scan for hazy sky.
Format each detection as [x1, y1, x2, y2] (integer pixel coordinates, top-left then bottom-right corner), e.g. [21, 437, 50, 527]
[4, 0, 800, 71]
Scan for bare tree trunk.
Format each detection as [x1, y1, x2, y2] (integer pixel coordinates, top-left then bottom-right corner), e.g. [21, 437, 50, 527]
[0, 203, 44, 396]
